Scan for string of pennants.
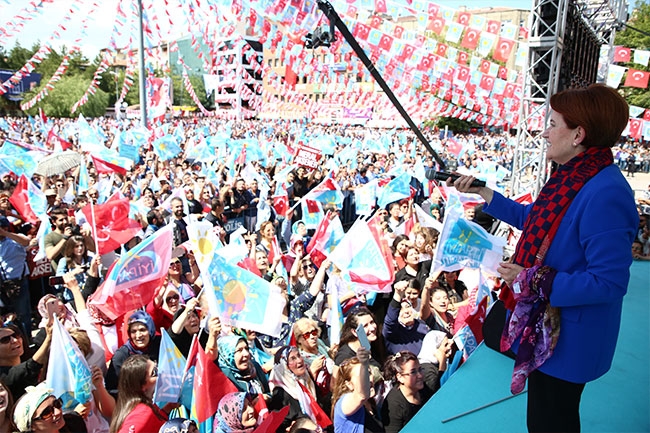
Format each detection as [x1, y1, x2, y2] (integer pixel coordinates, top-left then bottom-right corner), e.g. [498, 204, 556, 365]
[606, 46, 650, 89]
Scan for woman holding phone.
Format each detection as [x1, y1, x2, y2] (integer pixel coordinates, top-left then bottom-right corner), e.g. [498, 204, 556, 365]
[55, 236, 95, 305]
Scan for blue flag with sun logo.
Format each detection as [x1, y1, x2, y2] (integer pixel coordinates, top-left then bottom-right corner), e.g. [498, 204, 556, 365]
[202, 253, 286, 338]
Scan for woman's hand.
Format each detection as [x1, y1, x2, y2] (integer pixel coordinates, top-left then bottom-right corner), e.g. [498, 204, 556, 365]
[208, 315, 222, 336]
[497, 262, 524, 289]
[91, 365, 105, 389]
[74, 402, 91, 419]
[356, 346, 371, 365]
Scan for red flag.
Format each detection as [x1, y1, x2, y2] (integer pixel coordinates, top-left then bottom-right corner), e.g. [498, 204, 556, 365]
[624, 69, 650, 89]
[90, 154, 127, 176]
[81, 196, 142, 255]
[479, 59, 491, 74]
[193, 343, 238, 423]
[644, 109, 650, 122]
[252, 406, 289, 433]
[272, 194, 289, 217]
[628, 118, 643, 140]
[353, 22, 370, 40]
[427, 16, 445, 35]
[374, 0, 387, 13]
[486, 20, 500, 34]
[378, 33, 393, 52]
[613, 46, 631, 63]
[457, 51, 469, 65]
[457, 11, 471, 25]
[493, 38, 515, 63]
[306, 213, 331, 268]
[235, 145, 248, 165]
[87, 226, 173, 320]
[305, 198, 320, 214]
[9, 174, 43, 224]
[446, 138, 463, 157]
[46, 130, 72, 150]
[284, 65, 297, 89]
[436, 42, 448, 57]
[460, 28, 480, 50]
[513, 191, 534, 205]
[480, 74, 495, 91]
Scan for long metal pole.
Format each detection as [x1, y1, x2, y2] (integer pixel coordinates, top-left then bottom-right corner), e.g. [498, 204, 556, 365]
[316, 0, 446, 170]
[137, 0, 148, 129]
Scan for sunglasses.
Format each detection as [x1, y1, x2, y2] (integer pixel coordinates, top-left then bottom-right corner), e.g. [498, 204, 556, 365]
[169, 261, 181, 267]
[33, 398, 62, 422]
[0, 332, 18, 344]
[301, 329, 319, 339]
[166, 294, 180, 303]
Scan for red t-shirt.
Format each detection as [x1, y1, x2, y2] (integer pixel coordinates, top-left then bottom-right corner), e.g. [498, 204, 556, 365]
[117, 403, 168, 433]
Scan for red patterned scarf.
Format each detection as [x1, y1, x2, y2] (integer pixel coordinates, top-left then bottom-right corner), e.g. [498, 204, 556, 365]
[500, 146, 614, 310]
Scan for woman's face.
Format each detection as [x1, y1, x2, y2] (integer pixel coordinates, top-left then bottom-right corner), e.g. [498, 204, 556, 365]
[142, 360, 158, 398]
[297, 223, 307, 236]
[31, 396, 65, 433]
[542, 109, 582, 165]
[0, 383, 8, 415]
[73, 242, 85, 258]
[405, 248, 420, 266]
[168, 259, 182, 276]
[234, 341, 251, 372]
[398, 301, 416, 328]
[356, 314, 378, 343]
[129, 323, 151, 350]
[431, 290, 449, 314]
[396, 240, 409, 255]
[0, 328, 24, 361]
[404, 287, 420, 306]
[262, 223, 274, 240]
[415, 234, 426, 248]
[398, 360, 424, 392]
[299, 327, 319, 352]
[286, 349, 307, 377]
[165, 291, 181, 313]
[241, 398, 257, 428]
[184, 311, 200, 335]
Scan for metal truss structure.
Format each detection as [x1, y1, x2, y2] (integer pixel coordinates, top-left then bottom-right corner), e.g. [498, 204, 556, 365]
[510, 0, 628, 196]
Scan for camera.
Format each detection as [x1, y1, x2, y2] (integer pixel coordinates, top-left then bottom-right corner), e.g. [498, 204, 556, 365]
[48, 276, 65, 286]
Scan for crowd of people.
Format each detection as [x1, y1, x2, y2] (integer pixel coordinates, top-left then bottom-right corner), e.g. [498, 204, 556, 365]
[0, 90, 649, 433]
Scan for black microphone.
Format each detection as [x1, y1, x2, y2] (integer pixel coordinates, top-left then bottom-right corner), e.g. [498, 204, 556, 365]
[424, 169, 486, 187]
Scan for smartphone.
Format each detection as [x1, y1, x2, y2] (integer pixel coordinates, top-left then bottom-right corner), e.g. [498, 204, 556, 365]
[46, 301, 57, 321]
[356, 323, 371, 351]
[49, 276, 65, 286]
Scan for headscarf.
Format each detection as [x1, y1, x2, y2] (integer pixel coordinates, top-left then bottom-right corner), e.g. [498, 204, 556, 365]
[125, 310, 155, 354]
[291, 220, 305, 235]
[269, 346, 324, 426]
[418, 330, 447, 365]
[158, 417, 197, 433]
[217, 335, 257, 382]
[213, 392, 255, 433]
[13, 382, 54, 433]
[37, 294, 79, 329]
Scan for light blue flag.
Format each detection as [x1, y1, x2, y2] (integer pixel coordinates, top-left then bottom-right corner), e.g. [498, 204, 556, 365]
[440, 347, 464, 386]
[0, 154, 37, 177]
[154, 329, 187, 407]
[78, 157, 89, 191]
[46, 319, 93, 404]
[377, 172, 411, 208]
[153, 135, 183, 161]
[0, 140, 28, 155]
[76, 115, 104, 152]
[202, 253, 286, 338]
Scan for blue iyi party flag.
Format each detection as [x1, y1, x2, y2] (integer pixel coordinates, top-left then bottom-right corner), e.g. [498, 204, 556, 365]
[377, 172, 411, 208]
[154, 328, 187, 407]
[153, 135, 183, 161]
[46, 319, 93, 404]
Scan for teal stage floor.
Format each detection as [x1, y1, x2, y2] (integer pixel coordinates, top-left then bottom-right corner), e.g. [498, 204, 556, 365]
[403, 261, 650, 433]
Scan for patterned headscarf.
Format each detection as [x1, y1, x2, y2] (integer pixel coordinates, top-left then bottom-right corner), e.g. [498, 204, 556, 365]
[37, 294, 79, 329]
[158, 417, 197, 433]
[214, 392, 255, 433]
[217, 335, 255, 381]
[12, 382, 54, 433]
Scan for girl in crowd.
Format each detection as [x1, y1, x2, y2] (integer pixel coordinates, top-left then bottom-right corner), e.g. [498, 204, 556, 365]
[257, 221, 277, 256]
[411, 226, 437, 262]
[0, 379, 17, 433]
[382, 280, 431, 356]
[213, 392, 259, 433]
[32, 294, 79, 348]
[147, 281, 184, 331]
[391, 235, 410, 271]
[334, 307, 383, 371]
[420, 286, 455, 338]
[217, 335, 270, 396]
[109, 355, 170, 433]
[165, 258, 198, 302]
[393, 247, 431, 290]
[105, 311, 161, 397]
[381, 351, 434, 433]
[417, 330, 454, 394]
[268, 346, 332, 432]
[331, 347, 384, 433]
[13, 383, 67, 433]
[55, 236, 95, 305]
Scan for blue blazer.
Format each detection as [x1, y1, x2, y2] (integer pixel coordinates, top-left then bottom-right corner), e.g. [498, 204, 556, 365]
[484, 164, 639, 383]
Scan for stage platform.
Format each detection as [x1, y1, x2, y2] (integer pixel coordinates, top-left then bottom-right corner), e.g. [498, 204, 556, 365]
[403, 260, 650, 433]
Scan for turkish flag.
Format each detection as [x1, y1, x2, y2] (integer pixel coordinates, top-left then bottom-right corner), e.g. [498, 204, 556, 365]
[457, 11, 471, 25]
[354, 22, 370, 40]
[436, 42, 448, 57]
[81, 195, 142, 255]
[486, 19, 500, 34]
[493, 38, 515, 63]
[393, 25, 404, 38]
[479, 59, 491, 74]
[369, 14, 382, 29]
[457, 51, 469, 65]
[46, 130, 72, 151]
[305, 198, 320, 214]
[613, 46, 631, 63]
[644, 109, 650, 121]
[378, 33, 394, 51]
[498, 66, 508, 80]
[428, 3, 439, 16]
[624, 69, 650, 89]
[427, 16, 445, 35]
[374, 0, 387, 13]
[460, 28, 480, 50]
[503, 83, 516, 98]
[192, 342, 238, 423]
[285, 65, 298, 89]
[90, 155, 127, 176]
[628, 118, 643, 140]
[9, 174, 43, 224]
[272, 194, 289, 217]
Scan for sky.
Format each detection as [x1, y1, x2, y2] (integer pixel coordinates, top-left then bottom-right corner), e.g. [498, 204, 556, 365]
[2, 0, 535, 58]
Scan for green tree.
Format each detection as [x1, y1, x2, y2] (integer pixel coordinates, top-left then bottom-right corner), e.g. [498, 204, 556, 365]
[23, 75, 109, 118]
[615, 0, 650, 107]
